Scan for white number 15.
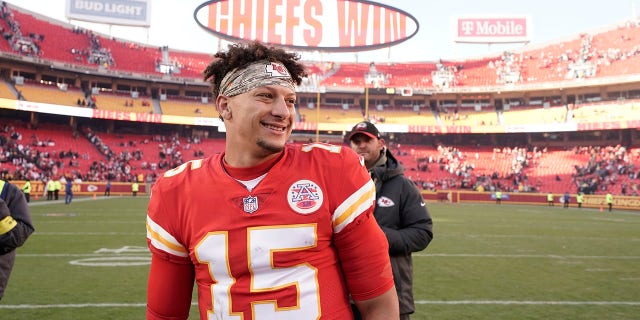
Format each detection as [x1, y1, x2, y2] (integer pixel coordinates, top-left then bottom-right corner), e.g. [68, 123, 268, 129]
[195, 225, 321, 319]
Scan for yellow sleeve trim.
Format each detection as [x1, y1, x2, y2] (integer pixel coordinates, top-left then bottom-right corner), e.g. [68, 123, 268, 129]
[0, 215, 17, 235]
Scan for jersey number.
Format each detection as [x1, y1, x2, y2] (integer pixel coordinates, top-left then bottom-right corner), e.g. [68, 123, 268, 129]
[195, 225, 320, 319]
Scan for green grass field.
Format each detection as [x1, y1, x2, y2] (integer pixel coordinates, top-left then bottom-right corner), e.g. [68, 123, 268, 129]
[1, 196, 639, 319]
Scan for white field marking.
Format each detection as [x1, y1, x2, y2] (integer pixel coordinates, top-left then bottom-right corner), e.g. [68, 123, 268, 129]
[2, 300, 640, 310]
[17, 253, 150, 258]
[94, 246, 148, 254]
[555, 260, 584, 265]
[17, 252, 640, 260]
[414, 300, 640, 306]
[63, 247, 152, 266]
[42, 213, 77, 217]
[440, 233, 640, 241]
[440, 203, 640, 217]
[592, 217, 633, 223]
[0, 303, 148, 309]
[585, 268, 615, 272]
[36, 221, 144, 224]
[69, 256, 151, 266]
[33, 232, 144, 235]
[414, 253, 640, 259]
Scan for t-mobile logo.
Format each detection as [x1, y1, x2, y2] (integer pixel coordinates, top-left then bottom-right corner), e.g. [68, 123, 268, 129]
[460, 21, 475, 35]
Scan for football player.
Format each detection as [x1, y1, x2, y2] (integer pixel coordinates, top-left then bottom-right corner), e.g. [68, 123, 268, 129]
[146, 41, 399, 320]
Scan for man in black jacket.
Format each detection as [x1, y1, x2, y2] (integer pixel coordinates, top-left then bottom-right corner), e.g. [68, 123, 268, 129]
[348, 121, 434, 320]
[0, 179, 35, 300]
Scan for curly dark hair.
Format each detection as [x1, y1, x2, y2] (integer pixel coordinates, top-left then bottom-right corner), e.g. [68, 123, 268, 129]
[203, 41, 308, 98]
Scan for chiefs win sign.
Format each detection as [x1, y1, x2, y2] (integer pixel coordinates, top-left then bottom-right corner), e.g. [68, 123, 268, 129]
[194, 0, 419, 51]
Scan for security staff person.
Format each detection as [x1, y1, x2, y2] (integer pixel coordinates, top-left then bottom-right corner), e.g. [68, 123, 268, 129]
[576, 193, 584, 208]
[131, 180, 139, 197]
[0, 179, 35, 300]
[21, 179, 31, 203]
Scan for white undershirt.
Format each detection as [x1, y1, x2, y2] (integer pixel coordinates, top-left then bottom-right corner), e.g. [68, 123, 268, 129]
[236, 173, 267, 192]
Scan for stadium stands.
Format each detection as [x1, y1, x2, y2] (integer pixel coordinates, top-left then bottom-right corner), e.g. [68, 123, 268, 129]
[15, 80, 84, 106]
[3, 3, 640, 90]
[0, 79, 17, 99]
[9, 8, 88, 63]
[159, 97, 217, 118]
[90, 91, 153, 114]
[1, 3, 639, 198]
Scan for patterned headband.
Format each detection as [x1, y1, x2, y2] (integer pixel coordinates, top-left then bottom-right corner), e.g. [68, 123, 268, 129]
[218, 60, 296, 97]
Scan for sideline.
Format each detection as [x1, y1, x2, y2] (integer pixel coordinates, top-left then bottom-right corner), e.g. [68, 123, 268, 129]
[27, 195, 149, 207]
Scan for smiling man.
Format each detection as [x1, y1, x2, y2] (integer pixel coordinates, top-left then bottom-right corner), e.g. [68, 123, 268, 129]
[348, 121, 434, 320]
[145, 41, 399, 320]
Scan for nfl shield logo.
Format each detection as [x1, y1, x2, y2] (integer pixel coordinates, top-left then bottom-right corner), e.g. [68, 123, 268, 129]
[243, 196, 259, 214]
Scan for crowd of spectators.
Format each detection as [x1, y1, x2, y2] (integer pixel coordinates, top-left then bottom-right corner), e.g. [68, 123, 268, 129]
[0, 124, 147, 185]
[86, 29, 114, 67]
[407, 144, 534, 192]
[2, 121, 639, 197]
[491, 51, 523, 84]
[1, 2, 41, 56]
[0, 123, 80, 183]
[572, 145, 640, 195]
[2, 2, 640, 92]
[392, 142, 639, 196]
[0, 122, 216, 188]
[68, 26, 115, 67]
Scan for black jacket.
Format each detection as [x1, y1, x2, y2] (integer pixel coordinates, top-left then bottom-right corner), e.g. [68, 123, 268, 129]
[369, 148, 433, 315]
[0, 180, 35, 299]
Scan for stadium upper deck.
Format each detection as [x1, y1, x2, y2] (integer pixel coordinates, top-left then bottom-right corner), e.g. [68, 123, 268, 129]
[2, 2, 640, 92]
[1, 3, 639, 196]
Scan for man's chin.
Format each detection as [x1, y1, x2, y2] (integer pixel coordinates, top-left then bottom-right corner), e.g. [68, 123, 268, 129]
[257, 139, 285, 154]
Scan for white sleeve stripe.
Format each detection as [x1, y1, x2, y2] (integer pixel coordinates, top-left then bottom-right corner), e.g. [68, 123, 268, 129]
[332, 180, 375, 233]
[146, 215, 188, 257]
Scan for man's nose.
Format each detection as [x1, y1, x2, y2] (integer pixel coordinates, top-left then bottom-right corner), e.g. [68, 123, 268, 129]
[272, 96, 291, 118]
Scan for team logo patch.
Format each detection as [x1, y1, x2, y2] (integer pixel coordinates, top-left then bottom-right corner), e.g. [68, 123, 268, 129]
[265, 62, 291, 78]
[377, 196, 395, 208]
[287, 180, 323, 215]
[354, 122, 368, 130]
[243, 196, 259, 214]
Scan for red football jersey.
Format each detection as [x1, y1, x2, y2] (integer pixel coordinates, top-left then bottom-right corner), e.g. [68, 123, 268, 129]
[146, 143, 394, 320]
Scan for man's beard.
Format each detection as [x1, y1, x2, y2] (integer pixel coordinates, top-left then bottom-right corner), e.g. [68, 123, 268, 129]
[257, 138, 284, 154]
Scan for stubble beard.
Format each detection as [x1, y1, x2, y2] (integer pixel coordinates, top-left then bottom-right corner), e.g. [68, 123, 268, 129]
[257, 138, 284, 154]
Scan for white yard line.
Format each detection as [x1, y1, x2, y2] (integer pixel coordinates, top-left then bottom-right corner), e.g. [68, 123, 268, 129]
[3, 300, 640, 310]
[415, 253, 640, 259]
[415, 300, 640, 305]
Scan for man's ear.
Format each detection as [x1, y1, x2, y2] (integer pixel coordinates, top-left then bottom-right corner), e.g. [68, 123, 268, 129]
[216, 95, 232, 120]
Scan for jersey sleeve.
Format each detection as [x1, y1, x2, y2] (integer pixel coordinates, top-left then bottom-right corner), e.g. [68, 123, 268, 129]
[335, 210, 395, 301]
[146, 177, 190, 262]
[146, 254, 195, 320]
[146, 170, 197, 319]
[327, 147, 395, 301]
